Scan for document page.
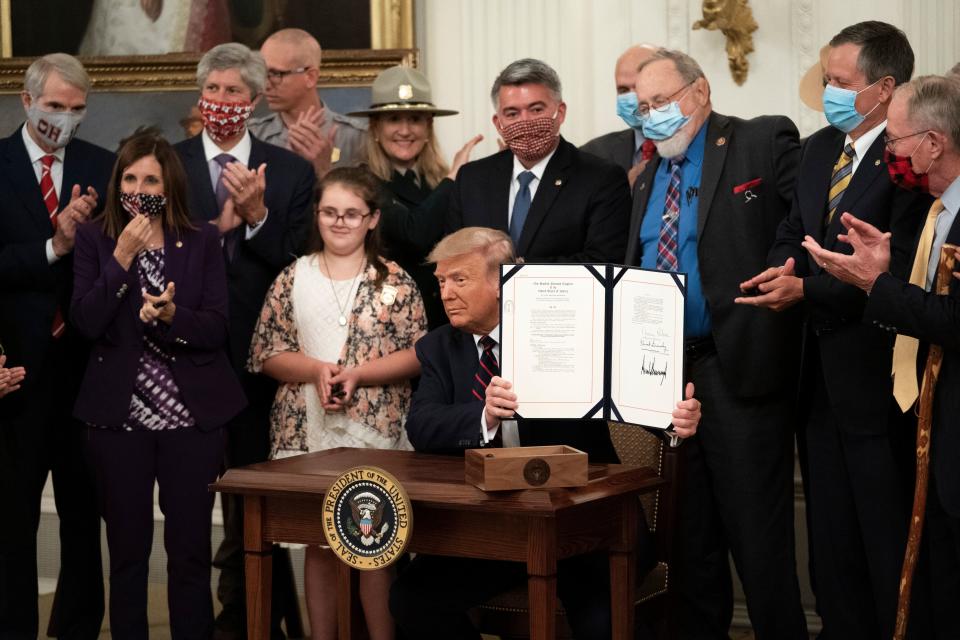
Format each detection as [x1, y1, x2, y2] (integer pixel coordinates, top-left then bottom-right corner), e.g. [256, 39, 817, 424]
[500, 264, 605, 418]
[610, 269, 685, 429]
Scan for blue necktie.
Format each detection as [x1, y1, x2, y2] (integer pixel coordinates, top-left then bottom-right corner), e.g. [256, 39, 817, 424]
[509, 171, 535, 245]
[214, 153, 239, 260]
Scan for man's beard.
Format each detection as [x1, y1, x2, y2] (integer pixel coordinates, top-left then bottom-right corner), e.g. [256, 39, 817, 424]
[654, 125, 694, 159]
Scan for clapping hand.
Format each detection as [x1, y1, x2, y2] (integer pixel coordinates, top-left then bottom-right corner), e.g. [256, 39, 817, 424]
[0, 354, 26, 398]
[801, 212, 891, 293]
[139, 282, 176, 325]
[52, 185, 99, 257]
[734, 258, 803, 311]
[288, 105, 338, 179]
[221, 161, 267, 227]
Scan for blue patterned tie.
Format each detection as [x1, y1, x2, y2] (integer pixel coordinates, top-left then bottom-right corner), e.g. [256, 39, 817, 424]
[509, 171, 535, 245]
[656, 158, 683, 271]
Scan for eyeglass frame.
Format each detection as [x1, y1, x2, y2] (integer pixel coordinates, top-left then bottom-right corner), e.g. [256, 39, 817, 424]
[265, 66, 313, 85]
[883, 129, 932, 151]
[635, 81, 695, 119]
[317, 206, 374, 228]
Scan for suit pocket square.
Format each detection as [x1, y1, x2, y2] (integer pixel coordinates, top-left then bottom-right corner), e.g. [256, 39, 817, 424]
[732, 178, 763, 194]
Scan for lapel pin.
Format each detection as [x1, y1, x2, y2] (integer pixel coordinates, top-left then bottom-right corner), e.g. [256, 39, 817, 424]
[716, 136, 726, 146]
[555, 179, 562, 186]
[638, 182, 647, 191]
[875, 159, 881, 166]
[175, 240, 183, 248]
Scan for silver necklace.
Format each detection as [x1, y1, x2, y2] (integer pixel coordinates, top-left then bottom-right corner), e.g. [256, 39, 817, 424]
[321, 252, 365, 326]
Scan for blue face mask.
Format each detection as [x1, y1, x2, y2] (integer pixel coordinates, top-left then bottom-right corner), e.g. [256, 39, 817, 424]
[640, 97, 690, 141]
[616, 92, 643, 130]
[822, 79, 881, 133]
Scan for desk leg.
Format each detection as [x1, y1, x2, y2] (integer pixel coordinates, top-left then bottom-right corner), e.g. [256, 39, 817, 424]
[336, 561, 353, 640]
[528, 574, 557, 640]
[610, 495, 639, 640]
[527, 517, 558, 640]
[244, 496, 272, 640]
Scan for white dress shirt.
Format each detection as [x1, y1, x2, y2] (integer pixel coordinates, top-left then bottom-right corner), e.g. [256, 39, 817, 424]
[506, 146, 557, 226]
[22, 125, 65, 264]
[845, 119, 887, 175]
[201, 128, 267, 239]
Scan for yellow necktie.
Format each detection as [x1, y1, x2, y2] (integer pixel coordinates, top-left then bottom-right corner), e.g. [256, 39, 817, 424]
[826, 143, 856, 225]
[892, 198, 945, 412]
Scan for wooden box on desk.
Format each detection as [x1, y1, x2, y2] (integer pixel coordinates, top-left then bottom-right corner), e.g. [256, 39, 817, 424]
[465, 445, 588, 491]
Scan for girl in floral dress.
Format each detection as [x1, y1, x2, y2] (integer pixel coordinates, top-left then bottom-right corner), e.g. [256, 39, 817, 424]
[248, 166, 426, 640]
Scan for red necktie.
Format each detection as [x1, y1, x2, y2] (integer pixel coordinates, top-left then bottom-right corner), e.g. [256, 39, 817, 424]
[641, 139, 657, 162]
[472, 335, 500, 402]
[40, 154, 65, 338]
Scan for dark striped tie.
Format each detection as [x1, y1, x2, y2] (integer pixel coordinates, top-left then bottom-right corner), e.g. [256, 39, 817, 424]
[826, 143, 855, 225]
[656, 158, 684, 271]
[472, 335, 500, 402]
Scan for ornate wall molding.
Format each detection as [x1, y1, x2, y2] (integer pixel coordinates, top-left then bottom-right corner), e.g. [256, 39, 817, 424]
[791, 0, 823, 136]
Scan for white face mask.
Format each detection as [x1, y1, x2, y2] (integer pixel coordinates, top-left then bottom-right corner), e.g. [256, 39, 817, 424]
[25, 102, 85, 149]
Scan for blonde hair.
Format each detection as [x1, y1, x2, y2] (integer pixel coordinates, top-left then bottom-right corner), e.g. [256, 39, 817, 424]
[364, 115, 450, 189]
[427, 227, 516, 276]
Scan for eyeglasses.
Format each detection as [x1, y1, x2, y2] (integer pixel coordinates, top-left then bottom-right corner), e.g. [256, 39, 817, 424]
[266, 66, 312, 85]
[635, 82, 693, 118]
[318, 207, 371, 228]
[883, 130, 932, 151]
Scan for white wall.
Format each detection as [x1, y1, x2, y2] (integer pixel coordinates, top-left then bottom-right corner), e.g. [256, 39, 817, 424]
[417, 0, 960, 162]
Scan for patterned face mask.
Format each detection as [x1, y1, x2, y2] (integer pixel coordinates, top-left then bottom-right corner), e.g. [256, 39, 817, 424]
[120, 191, 167, 219]
[884, 133, 932, 194]
[497, 110, 560, 163]
[197, 96, 254, 142]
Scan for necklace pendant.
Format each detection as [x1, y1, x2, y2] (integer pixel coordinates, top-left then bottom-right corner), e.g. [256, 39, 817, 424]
[338, 315, 347, 326]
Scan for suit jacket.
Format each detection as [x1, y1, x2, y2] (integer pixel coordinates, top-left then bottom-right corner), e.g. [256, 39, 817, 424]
[625, 112, 802, 397]
[767, 124, 931, 435]
[174, 134, 316, 369]
[379, 172, 455, 329]
[445, 137, 631, 263]
[864, 212, 960, 516]
[581, 128, 636, 173]
[405, 323, 619, 463]
[0, 127, 114, 387]
[71, 220, 245, 429]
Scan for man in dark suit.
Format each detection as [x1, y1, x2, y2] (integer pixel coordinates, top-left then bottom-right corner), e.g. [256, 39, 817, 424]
[805, 74, 960, 640]
[445, 58, 630, 265]
[390, 226, 701, 640]
[581, 43, 659, 188]
[0, 53, 114, 639]
[737, 23, 930, 639]
[625, 49, 806, 638]
[173, 42, 316, 640]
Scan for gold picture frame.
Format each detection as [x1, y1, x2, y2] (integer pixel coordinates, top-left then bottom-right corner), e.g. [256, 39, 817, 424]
[0, 0, 416, 93]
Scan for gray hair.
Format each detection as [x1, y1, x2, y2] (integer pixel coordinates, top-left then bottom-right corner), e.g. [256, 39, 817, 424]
[24, 53, 90, 97]
[636, 48, 706, 84]
[197, 43, 267, 97]
[490, 58, 562, 108]
[950, 61, 960, 78]
[898, 75, 960, 151]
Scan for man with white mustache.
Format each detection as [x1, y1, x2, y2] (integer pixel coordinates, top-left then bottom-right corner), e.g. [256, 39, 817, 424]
[624, 48, 807, 639]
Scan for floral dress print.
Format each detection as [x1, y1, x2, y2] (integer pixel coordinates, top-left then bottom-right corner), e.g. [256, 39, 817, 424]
[248, 255, 427, 458]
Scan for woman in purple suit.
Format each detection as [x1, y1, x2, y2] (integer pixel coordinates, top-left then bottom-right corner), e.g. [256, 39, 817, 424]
[71, 129, 245, 640]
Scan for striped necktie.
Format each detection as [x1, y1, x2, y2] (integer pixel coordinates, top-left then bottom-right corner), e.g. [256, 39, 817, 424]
[826, 143, 855, 225]
[472, 335, 500, 402]
[656, 158, 683, 271]
[40, 155, 65, 338]
[891, 198, 945, 412]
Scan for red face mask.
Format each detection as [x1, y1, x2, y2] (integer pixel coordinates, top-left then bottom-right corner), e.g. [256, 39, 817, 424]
[884, 133, 932, 194]
[198, 97, 254, 142]
[497, 111, 560, 163]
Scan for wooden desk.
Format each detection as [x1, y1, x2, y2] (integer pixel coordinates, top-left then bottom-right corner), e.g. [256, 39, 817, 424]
[212, 447, 663, 640]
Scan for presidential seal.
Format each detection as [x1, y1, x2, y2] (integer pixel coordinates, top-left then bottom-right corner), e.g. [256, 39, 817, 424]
[323, 466, 412, 570]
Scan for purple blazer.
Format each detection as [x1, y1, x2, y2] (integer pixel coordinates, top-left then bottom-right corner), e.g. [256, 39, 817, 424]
[71, 218, 246, 430]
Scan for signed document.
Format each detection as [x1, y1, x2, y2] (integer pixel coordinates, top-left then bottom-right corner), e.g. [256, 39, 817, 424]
[500, 263, 685, 430]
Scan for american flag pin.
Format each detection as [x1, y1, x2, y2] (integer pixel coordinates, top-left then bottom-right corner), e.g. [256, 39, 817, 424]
[716, 136, 726, 146]
[875, 159, 881, 166]
[555, 179, 562, 186]
[176, 241, 183, 248]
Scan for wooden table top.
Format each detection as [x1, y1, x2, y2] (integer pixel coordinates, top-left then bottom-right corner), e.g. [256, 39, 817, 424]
[212, 447, 663, 516]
